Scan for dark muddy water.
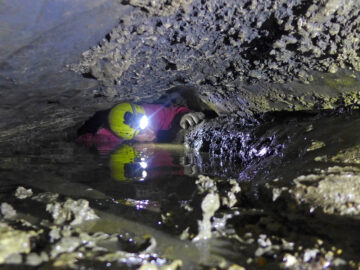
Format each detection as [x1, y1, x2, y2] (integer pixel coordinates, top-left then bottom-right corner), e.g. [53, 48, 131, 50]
[1, 110, 360, 269]
[1, 142, 242, 268]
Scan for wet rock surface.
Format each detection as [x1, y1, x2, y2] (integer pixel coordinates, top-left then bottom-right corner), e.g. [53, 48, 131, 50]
[1, 107, 360, 269]
[185, 108, 360, 180]
[292, 166, 360, 215]
[0, 187, 184, 269]
[183, 108, 360, 267]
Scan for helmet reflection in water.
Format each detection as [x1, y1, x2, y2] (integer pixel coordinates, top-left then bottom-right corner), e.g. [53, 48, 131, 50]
[108, 144, 201, 204]
[110, 144, 148, 181]
[109, 144, 190, 183]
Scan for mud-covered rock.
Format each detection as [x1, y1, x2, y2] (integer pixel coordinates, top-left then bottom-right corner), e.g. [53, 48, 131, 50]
[15, 186, 33, 199]
[138, 259, 182, 270]
[193, 192, 220, 241]
[222, 179, 241, 208]
[50, 236, 82, 259]
[0, 203, 16, 219]
[25, 252, 49, 266]
[46, 198, 99, 225]
[0, 223, 37, 264]
[330, 145, 360, 164]
[193, 175, 241, 241]
[293, 166, 360, 215]
[32, 192, 59, 203]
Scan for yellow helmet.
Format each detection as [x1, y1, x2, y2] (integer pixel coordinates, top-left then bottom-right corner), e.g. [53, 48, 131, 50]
[110, 144, 147, 181]
[108, 102, 147, 140]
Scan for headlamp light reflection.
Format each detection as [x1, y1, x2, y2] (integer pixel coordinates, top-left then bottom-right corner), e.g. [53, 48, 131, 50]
[139, 116, 148, 130]
[139, 161, 148, 169]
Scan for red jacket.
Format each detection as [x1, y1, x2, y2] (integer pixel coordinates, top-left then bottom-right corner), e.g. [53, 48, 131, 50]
[143, 104, 191, 132]
[77, 104, 191, 153]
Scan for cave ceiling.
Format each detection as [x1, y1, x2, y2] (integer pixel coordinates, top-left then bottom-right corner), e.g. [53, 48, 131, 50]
[72, 0, 360, 114]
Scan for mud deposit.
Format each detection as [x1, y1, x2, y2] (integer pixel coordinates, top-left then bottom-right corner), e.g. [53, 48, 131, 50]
[0, 110, 360, 269]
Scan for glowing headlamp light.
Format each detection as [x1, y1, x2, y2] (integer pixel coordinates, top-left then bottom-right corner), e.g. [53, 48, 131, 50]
[124, 112, 148, 130]
[139, 161, 148, 169]
[139, 115, 148, 130]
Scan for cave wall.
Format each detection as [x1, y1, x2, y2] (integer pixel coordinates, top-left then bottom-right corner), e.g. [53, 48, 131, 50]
[0, 0, 130, 144]
[0, 0, 131, 90]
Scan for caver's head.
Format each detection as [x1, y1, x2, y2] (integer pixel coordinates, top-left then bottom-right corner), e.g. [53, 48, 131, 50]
[108, 102, 155, 142]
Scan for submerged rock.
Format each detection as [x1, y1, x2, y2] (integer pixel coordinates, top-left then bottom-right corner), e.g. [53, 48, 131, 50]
[306, 141, 326, 152]
[139, 264, 159, 270]
[5, 253, 22, 264]
[1, 110, 359, 269]
[32, 192, 59, 203]
[52, 251, 85, 268]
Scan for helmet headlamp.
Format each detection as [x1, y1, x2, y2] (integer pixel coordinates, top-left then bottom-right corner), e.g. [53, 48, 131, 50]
[124, 112, 148, 130]
[108, 103, 147, 140]
[139, 116, 148, 130]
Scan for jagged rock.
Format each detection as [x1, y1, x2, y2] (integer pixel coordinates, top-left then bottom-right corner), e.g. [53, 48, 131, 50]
[0, 203, 16, 219]
[15, 186, 33, 199]
[46, 198, 99, 226]
[0, 223, 37, 264]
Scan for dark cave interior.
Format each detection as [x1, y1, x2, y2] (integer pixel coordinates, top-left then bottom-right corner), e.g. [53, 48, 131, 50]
[0, 0, 360, 269]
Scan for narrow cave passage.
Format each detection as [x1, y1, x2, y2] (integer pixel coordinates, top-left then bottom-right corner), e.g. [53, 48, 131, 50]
[1, 0, 360, 269]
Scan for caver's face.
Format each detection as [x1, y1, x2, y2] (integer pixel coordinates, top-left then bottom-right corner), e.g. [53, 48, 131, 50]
[134, 127, 156, 142]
